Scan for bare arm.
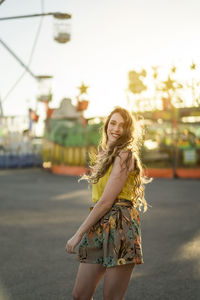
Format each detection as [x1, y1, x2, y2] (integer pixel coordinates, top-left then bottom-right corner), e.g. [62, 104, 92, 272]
[65, 151, 134, 253]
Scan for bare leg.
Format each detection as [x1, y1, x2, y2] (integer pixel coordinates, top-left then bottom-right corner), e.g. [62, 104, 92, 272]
[72, 263, 106, 300]
[103, 263, 135, 300]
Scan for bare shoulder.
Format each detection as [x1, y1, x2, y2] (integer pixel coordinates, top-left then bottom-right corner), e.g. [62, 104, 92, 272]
[114, 150, 135, 173]
[118, 150, 130, 160]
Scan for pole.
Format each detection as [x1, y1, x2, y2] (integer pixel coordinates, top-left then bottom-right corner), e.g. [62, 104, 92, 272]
[172, 104, 178, 178]
[0, 96, 3, 116]
[0, 12, 71, 21]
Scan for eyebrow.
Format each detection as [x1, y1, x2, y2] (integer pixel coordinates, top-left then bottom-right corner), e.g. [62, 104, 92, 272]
[110, 119, 124, 125]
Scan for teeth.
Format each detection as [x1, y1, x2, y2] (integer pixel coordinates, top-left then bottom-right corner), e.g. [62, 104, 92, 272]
[112, 134, 119, 138]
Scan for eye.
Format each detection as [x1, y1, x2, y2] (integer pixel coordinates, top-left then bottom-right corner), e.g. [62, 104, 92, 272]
[110, 120, 116, 125]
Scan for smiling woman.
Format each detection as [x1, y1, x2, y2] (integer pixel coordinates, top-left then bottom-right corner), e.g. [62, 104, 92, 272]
[65, 107, 152, 300]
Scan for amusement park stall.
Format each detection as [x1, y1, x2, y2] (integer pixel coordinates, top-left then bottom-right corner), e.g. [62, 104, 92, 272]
[42, 98, 102, 175]
[141, 107, 200, 178]
[0, 115, 43, 168]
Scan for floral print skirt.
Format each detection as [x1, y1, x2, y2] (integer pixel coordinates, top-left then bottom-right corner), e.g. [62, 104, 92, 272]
[78, 199, 144, 268]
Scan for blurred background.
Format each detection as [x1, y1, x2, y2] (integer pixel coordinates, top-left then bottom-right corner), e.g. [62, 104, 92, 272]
[1, 2, 200, 300]
[0, 0, 200, 178]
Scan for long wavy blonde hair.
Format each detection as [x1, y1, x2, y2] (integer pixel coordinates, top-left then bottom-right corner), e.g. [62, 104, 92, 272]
[81, 107, 152, 212]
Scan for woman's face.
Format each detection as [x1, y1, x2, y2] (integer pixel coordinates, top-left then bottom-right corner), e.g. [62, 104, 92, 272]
[107, 112, 125, 144]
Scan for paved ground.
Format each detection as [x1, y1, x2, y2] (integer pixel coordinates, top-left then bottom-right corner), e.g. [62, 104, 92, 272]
[0, 168, 199, 300]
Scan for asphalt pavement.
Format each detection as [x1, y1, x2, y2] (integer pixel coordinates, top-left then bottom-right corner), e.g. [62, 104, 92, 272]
[0, 168, 200, 300]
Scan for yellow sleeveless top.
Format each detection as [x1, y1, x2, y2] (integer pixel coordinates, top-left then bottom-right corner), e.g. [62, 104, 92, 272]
[92, 164, 136, 203]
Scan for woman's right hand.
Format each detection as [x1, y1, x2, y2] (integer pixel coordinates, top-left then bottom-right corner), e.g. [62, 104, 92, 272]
[65, 233, 82, 254]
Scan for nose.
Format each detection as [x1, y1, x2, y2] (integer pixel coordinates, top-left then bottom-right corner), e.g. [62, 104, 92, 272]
[113, 124, 120, 132]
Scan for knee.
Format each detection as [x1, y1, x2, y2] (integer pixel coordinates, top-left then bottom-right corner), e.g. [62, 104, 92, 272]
[72, 289, 81, 300]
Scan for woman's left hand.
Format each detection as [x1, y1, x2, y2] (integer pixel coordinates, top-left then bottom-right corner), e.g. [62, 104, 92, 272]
[65, 233, 82, 254]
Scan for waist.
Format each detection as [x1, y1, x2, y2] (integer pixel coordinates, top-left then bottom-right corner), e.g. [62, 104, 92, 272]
[114, 198, 133, 207]
[90, 198, 133, 211]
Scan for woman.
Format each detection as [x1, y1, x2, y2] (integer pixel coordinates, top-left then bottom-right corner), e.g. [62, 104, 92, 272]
[65, 107, 151, 300]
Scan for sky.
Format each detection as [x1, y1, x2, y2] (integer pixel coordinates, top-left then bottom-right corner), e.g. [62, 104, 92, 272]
[1, 0, 200, 126]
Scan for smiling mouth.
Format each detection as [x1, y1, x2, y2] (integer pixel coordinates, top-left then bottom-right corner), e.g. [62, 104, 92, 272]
[111, 133, 120, 138]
